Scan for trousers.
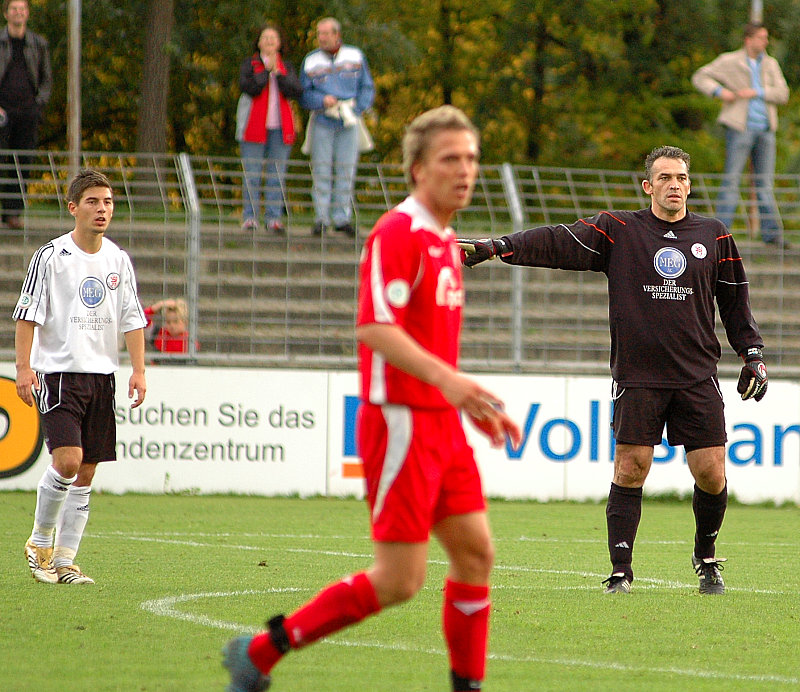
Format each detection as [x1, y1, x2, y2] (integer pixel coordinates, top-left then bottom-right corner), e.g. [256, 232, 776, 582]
[309, 118, 358, 226]
[716, 127, 781, 242]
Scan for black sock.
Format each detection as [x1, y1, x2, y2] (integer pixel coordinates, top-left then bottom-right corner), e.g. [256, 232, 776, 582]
[693, 483, 727, 559]
[606, 482, 643, 580]
[451, 671, 481, 691]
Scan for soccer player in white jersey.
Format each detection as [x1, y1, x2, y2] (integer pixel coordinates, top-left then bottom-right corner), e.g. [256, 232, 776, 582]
[223, 106, 522, 692]
[14, 168, 147, 585]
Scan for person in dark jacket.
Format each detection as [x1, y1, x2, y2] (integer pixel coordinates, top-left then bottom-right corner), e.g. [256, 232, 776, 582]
[0, 0, 52, 230]
[458, 145, 769, 596]
[235, 22, 302, 234]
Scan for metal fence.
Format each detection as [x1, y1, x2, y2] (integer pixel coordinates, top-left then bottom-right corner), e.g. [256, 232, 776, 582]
[1, 149, 798, 376]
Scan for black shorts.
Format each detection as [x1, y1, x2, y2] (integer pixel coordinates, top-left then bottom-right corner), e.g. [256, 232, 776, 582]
[35, 372, 117, 463]
[611, 377, 727, 449]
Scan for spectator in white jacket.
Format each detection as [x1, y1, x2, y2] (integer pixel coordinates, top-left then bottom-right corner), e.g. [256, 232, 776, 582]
[299, 17, 374, 237]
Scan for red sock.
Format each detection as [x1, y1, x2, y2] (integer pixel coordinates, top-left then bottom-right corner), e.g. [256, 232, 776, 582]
[247, 572, 380, 674]
[286, 571, 381, 648]
[443, 579, 491, 684]
[247, 630, 283, 675]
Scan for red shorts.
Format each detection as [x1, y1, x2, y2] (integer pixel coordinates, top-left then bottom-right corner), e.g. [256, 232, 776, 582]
[357, 403, 486, 543]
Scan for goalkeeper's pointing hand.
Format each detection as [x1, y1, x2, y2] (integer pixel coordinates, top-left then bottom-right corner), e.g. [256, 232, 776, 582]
[456, 237, 511, 267]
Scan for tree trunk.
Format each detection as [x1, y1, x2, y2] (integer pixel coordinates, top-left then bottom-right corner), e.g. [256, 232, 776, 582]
[136, 0, 174, 153]
[439, 0, 454, 105]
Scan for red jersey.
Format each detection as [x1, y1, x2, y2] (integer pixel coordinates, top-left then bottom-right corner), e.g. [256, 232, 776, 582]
[144, 306, 196, 354]
[153, 328, 190, 354]
[357, 196, 464, 409]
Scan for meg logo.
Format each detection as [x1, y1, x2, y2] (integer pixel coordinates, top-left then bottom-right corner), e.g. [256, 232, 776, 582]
[653, 247, 686, 279]
[79, 277, 106, 308]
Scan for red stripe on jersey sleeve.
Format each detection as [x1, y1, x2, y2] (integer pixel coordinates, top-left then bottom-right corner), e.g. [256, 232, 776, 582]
[578, 218, 615, 244]
[598, 211, 627, 225]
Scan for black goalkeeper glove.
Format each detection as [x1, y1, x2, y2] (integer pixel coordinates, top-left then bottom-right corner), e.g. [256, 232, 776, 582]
[737, 347, 768, 401]
[456, 237, 512, 267]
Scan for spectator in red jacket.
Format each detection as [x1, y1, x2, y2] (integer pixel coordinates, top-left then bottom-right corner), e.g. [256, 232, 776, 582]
[236, 22, 303, 235]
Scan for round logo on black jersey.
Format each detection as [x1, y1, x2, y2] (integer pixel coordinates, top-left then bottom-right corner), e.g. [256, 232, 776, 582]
[80, 277, 106, 308]
[653, 247, 686, 279]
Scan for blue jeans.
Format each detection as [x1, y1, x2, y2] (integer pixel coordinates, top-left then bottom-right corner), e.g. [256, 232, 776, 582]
[309, 118, 359, 227]
[717, 127, 782, 242]
[240, 132, 291, 223]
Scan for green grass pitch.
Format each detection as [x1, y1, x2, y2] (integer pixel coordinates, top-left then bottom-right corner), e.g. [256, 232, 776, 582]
[2, 491, 799, 691]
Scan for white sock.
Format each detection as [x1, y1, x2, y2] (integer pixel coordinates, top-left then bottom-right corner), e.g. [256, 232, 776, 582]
[31, 465, 76, 547]
[53, 485, 92, 568]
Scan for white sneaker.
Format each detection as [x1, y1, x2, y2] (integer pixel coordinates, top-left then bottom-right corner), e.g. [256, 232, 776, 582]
[56, 564, 95, 585]
[25, 540, 57, 584]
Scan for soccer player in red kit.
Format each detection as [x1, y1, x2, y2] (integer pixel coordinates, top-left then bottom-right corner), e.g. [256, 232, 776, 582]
[223, 105, 522, 691]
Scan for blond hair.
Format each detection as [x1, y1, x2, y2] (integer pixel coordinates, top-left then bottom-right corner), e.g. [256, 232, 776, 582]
[402, 106, 479, 189]
[164, 299, 188, 323]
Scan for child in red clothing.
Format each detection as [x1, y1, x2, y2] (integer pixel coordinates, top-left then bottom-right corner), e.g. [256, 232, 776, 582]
[144, 299, 195, 354]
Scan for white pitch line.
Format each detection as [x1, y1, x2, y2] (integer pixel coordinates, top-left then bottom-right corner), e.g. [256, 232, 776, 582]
[89, 530, 800, 550]
[140, 589, 800, 687]
[141, 588, 302, 631]
[96, 533, 793, 595]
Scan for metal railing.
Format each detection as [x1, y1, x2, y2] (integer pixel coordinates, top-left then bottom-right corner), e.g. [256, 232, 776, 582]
[0, 149, 797, 376]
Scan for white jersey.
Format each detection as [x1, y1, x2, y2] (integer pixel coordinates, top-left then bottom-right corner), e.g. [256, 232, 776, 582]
[13, 231, 147, 374]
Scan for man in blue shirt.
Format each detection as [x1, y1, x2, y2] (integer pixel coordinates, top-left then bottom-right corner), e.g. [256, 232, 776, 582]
[300, 17, 374, 237]
[692, 23, 790, 248]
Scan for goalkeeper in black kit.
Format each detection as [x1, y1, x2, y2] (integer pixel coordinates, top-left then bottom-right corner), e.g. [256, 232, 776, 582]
[458, 145, 768, 595]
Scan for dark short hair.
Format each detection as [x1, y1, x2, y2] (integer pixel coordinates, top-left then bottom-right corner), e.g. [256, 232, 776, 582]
[644, 146, 691, 182]
[402, 105, 480, 189]
[3, 0, 28, 14]
[744, 22, 766, 39]
[253, 22, 285, 54]
[67, 169, 113, 205]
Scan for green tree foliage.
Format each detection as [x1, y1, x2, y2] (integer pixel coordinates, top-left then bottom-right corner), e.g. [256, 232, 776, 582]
[28, 0, 800, 172]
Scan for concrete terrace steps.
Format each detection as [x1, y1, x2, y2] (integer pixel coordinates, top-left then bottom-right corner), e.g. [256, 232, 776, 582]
[1, 221, 800, 371]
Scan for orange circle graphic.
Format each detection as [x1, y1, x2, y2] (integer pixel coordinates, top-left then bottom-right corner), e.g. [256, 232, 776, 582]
[0, 375, 44, 478]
